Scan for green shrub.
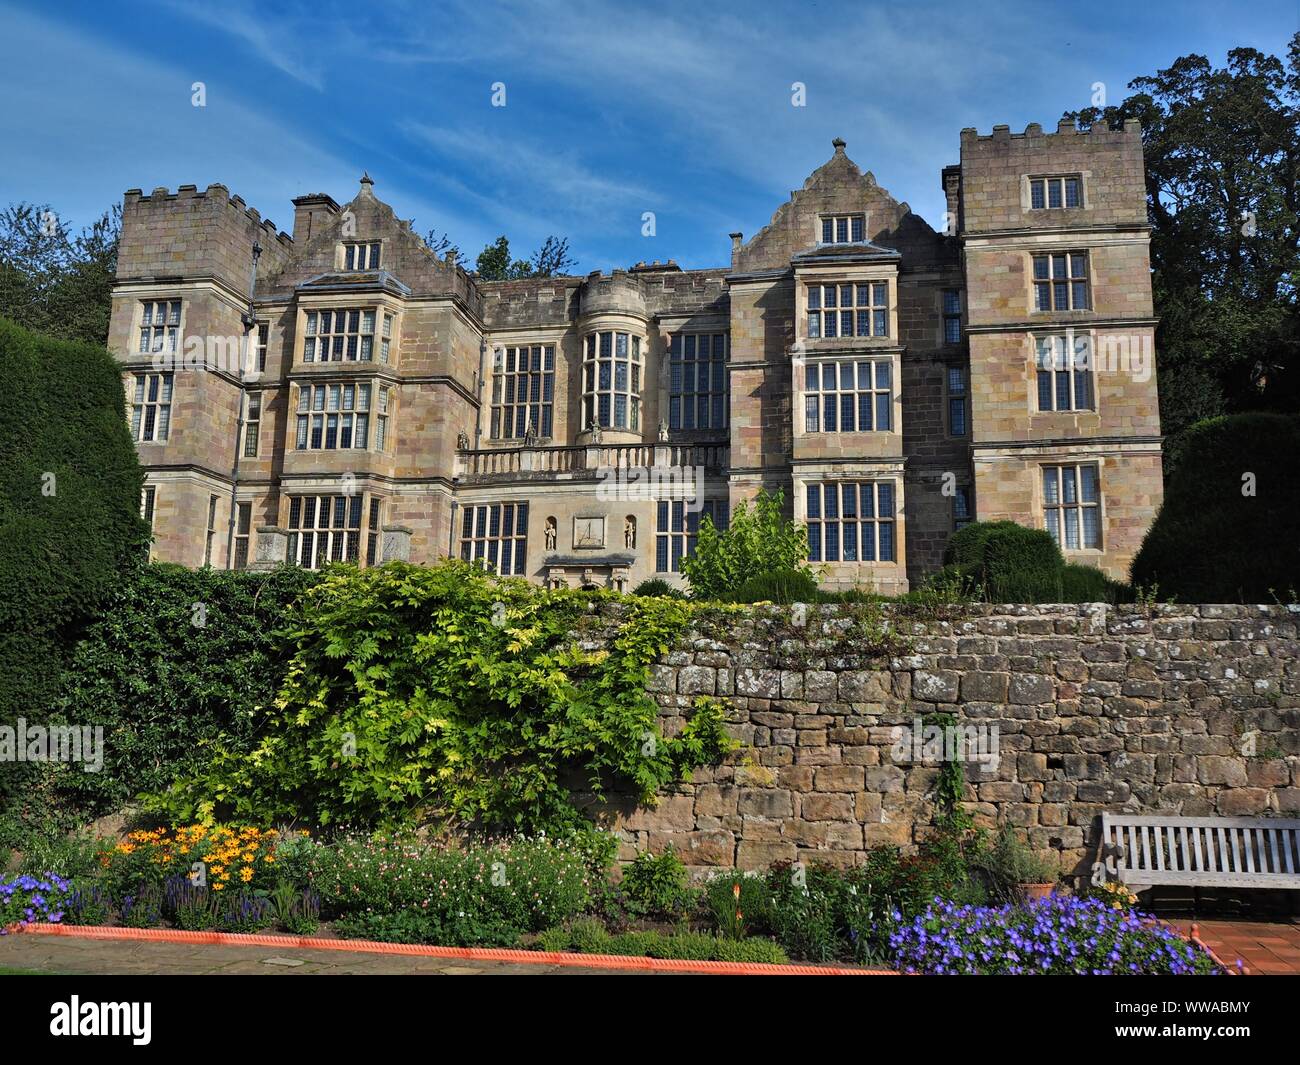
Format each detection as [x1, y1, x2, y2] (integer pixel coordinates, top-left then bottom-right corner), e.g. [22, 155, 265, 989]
[645, 931, 718, 960]
[605, 931, 662, 956]
[334, 908, 521, 948]
[149, 560, 735, 832]
[945, 521, 1064, 602]
[1060, 563, 1125, 603]
[720, 568, 820, 605]
[0, 317, 148, 839]
[680, 490, 808, 600]
[41, 564, 319, 824]
[567, 917, 612, 954]
[1131, 413, 1300, 601]
[632, 578, 685, 599]
[619, 847, 695, 920]
[536, 926, 571, 953]
[10, 830, 105, 879]
[712, 937, 789, 965]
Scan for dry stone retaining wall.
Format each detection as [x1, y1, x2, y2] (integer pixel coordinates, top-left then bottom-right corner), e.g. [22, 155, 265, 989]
[593, 603, 1300, 876]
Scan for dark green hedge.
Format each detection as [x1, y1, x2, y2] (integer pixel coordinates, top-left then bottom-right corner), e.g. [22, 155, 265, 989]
[0, 316, 147, 717]
[0, 317, 148, 838]
[940, 521, 1125, 603]
[32, 564, 322, 825]
[1131, 414, 1300, 601]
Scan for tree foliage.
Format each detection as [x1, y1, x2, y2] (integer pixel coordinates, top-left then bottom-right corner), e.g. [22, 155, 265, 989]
[474, 234, 577, 280]
[0, 202, 121, 346]
[1067, 36, 1300, 473]
[679, 490, 809, 600]
[1130, 413, 1300, 601]
[148, 560, 736, 832]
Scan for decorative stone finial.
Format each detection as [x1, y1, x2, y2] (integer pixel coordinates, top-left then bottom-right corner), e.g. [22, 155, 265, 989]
[360, 171, 374, 187]
[832, 137, 846, 153]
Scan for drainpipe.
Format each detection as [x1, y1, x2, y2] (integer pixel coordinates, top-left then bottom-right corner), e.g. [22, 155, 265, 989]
[226, 240, 262, 569]
[474, 337, 487, 449]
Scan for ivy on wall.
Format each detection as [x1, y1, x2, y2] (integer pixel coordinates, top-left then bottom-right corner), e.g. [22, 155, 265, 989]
[149, 560, 736, 833]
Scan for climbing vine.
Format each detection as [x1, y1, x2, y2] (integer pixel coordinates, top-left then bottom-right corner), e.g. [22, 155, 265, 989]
[148, 560, 735, 834]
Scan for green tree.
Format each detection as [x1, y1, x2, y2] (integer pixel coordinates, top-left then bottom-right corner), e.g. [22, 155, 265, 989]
[679, 490, 808, 599]
[1067, 36, 1300, 475]
[475, 234, 577, 280]
[0, 202, 121, 346]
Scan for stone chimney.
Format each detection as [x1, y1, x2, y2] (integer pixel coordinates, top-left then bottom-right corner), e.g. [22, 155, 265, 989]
[291, 193, 341, 244]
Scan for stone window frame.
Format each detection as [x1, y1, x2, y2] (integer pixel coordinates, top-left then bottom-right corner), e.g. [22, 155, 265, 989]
[137, 298, 183, 356]
[801, 356, 893, 434]
[581, 329, 643, 432]
[491, 343, 556, 440]
[341, 241, 381, 271]
[805, 480, 897, 564]
[459, 500, 529, 576]
[1032, 331, 1097, 413]
[302, 307, 378, 363]
[953, 484, 973, 531]
[668, 332, 729, 432]
[1025, 173, 1086, 211]
[805, 280, 890, 340]
[1031, 250, 1091, 312]
[817, 213, 867, 245]
[129, 371, 173, 442]
[243, 390, 262, 457]
[233, 501, 252, 570]
[1041, 461, 1104, 552]
[655, 498, 730, 574]
[204, 493, 219, 567]
[945, 363, 969, 437]
[294, 380, 377, 452]
[366, 497, 383, 566]
[140, 485, 156, 529]
[796, 266, 897, 346]
[942, 288, 963, 345]
[254, 321, 269, 374]
[287, 493, 368, 569]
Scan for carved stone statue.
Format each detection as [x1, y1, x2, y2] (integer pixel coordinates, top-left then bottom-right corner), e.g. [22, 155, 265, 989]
[589, 423, 603, 444]
[657, 419, 669, 442]
[456, 429, 470, 450]
[544, 517, 557, 550]
[624, 516, 636, 549]
[523, 423, 538, 447]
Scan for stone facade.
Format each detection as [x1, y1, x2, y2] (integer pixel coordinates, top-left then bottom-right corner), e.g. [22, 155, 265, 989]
[591, 603, 1300, 876]
[111, 120, 1162, 588]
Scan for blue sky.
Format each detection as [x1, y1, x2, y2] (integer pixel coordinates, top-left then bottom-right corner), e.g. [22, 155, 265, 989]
[2, 0, 1297, 273]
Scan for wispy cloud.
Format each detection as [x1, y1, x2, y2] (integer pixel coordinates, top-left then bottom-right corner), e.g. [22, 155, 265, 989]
[159, 0, 326, 90]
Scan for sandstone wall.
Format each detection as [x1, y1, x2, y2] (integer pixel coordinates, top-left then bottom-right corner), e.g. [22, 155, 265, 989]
[589, 603, 1300, 876]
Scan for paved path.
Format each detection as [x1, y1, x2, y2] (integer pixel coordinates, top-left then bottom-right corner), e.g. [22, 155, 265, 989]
[1170, 920, 1300, 976]
[0, 934, 665, 976]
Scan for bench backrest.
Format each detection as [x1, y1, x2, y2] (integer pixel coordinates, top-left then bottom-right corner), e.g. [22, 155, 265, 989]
[1100, 814, 1300, 887]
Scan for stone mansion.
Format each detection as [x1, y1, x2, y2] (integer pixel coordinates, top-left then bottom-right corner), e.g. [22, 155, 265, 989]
[110, 118, 1162, 593]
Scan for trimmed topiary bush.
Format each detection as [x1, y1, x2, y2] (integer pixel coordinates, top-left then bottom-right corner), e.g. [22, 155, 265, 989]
[1131, 414, 1300, 602]
[945, 521, 1064, 602]
[0, 316, 148, 843]
[1060, 563, 1127, 603]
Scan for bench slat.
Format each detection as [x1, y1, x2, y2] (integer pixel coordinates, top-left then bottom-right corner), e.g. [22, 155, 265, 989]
[1101, 814, 1300, 890]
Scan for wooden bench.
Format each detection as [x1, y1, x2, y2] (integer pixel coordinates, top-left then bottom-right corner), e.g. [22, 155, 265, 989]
[1097, 813, 1300, 890]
